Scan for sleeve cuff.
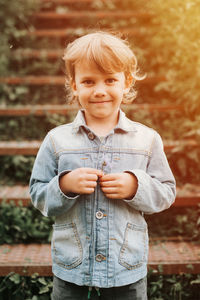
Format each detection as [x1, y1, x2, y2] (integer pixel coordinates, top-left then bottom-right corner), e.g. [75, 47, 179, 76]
[58, 170, 80, 200]
[123, 170, 144, 206]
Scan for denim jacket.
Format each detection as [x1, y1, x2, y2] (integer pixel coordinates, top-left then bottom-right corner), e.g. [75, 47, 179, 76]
[30, 109, 176, 288]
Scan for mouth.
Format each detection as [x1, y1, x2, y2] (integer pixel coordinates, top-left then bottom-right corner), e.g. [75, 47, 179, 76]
[90, 100, 112, 104]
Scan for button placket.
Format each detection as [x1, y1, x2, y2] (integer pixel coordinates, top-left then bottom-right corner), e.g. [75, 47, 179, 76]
[101, 160, 107, 172]
[102, 161, 107, 167]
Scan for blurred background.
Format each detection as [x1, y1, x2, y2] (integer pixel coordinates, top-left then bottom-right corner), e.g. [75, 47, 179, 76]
[0, 0, 199, 299]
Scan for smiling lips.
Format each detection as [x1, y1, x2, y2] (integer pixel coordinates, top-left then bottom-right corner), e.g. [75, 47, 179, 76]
[90, 100, 112, 104]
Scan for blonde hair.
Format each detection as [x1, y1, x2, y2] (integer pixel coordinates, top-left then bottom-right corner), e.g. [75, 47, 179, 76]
[63, 31, 144, 104]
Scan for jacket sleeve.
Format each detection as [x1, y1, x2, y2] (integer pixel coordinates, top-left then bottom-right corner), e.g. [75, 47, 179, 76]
[124, 132, 176, 214]
[29, 133, 79, 217]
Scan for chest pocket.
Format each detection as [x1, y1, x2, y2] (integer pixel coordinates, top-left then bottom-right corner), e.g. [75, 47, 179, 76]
[58, 153, 95, 173]
[111, 151, 149, 173]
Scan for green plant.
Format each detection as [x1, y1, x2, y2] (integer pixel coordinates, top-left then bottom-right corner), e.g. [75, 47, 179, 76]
[148, 272, 200, 300]
[0, 0, 40, 76]
[0, 114, 74, 141]
[0, 156, 35, 185]
[145, 0, 200, 133]
[0, 202, 199, 245]
[0, 202, 54, 244]
[0, 84, 67, 106]
[146, 206, 200, 240]
[0, 273, 52, 300]
[0, 272, 199, 299]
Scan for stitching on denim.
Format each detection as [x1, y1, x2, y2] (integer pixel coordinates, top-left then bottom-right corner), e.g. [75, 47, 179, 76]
[53, 222, 83, 270]
[55, 148, 96, 155]
[48, 133, 59, 159]
[55, 148, 151, 156]
[119, 222, 147, 270]
[148, 132, 156, 157]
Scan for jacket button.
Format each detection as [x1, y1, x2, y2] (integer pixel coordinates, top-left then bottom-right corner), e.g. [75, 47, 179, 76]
[102, 161, 107, 167]
[95, 254, 106, 262]
[88, 132, 95, 140]
[96, 211, 104, 219]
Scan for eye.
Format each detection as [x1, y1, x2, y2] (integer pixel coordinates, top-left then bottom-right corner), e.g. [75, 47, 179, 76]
[82, 79, 94, 85]
[106, 78, 117, 84]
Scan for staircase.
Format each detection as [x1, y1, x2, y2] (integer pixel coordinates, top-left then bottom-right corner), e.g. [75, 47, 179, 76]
[0, 0, 199, 287]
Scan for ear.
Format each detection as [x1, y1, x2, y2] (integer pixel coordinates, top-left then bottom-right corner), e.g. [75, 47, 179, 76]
[71, 79, 78, 97]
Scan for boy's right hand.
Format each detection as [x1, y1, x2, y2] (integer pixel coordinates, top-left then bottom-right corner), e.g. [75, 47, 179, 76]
[59, 168, 103, 195]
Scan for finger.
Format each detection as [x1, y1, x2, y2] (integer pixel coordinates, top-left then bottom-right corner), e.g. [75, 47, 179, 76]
[85, 168, 104, 177]
[100, 173, 117, 182]
[100, 180, 118, 187]
[83, 187, 95, 194]
[86, 173, 99, 181]
[85, 180, 97, 188]
[101, 187, 118, 194]
[104, 193, 121, 199]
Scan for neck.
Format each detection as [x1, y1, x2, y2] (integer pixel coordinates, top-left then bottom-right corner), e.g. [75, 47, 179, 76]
[84, 110, 120, 136]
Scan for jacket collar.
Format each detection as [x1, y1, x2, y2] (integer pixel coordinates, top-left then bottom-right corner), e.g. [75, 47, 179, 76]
[72, 109, 137, 134]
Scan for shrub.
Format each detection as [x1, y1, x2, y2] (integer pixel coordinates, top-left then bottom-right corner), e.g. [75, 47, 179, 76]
[0, 272, 199, 300]
[0, 202, 54, 244]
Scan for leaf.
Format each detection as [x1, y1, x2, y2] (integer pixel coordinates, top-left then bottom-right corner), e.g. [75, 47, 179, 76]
[190, 278, 200, 285]
[38, 277, 47, 286]
[9, 273, 21, 284]
[39, 285, 50, 294]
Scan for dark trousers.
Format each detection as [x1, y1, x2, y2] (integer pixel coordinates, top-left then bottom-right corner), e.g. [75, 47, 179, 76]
[52, 275, 147, 300]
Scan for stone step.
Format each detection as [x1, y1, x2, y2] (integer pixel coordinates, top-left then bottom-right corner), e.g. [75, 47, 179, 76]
[34, 10, 151, 21]
[24, 27, 145, 39]
[32, 10, 152, 30]
[0, 104, 182, 116]
[0, 140, 41, 155]
[0, 75, 165, 86]
[14, 47, 151, 59]
[0, 184, 199, 207]
[0, 139, 197, 155]
[13, 49, 64, 59]
[41, 0, 93, 4]
[0, 238, 199, 276]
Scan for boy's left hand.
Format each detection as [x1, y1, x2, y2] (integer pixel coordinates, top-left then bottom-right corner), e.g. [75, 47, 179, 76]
[99, 172, 138, 200]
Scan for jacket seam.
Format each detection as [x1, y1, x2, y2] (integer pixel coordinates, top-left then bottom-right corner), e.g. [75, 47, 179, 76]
[48, 133, 59, 160]
[148, 132, 156, 157]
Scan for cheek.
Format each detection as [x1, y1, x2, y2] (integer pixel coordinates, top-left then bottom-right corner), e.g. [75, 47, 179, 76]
[77, 86, 89, 96]
[113, 86, 125, 100]
[75, 87, 85, 100]
[77, 91, 90, 107]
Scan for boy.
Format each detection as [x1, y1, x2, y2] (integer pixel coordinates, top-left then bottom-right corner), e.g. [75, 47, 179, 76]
[30, 32, 176, 300]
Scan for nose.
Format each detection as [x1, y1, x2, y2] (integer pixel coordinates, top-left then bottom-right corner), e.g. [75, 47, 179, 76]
[93, 83, 106, 97]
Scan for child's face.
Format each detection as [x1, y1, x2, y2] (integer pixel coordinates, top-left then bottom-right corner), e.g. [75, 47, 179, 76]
[72, 60, 130, 124]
